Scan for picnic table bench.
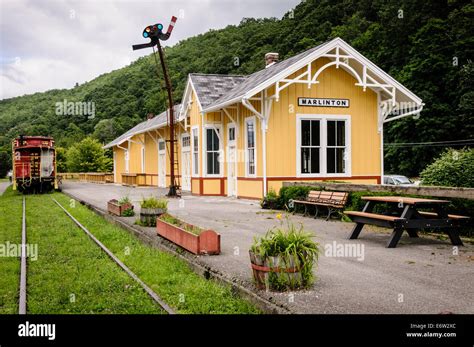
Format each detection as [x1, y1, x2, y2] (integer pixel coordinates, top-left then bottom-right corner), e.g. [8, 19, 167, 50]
[344, 196, 470, 248]
[293, 190, 349, 220]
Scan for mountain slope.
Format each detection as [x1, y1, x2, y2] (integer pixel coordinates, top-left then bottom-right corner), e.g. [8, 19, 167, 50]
[0, 0, 472, 176]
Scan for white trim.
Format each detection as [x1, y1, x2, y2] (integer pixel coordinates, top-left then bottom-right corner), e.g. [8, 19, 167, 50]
[226, 123, 237, 197]
[113, 150, 116, 182]
[191, 125, 200, 177]
[158, 139, 166, 188]
[244, 116, 257, 177]
[227, 122, 236, 145]
[124, 149, 129, 174]
[203, 37, 422, 116]
[180, 132, 191, 191]
[179, 76, 203, 119]
[203, 124, 223, 177]
[141, 146, 145, 173]
[296, 114, 351, 178]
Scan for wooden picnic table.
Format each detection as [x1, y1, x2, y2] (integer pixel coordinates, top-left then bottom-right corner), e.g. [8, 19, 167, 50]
[344, 196, 469, 248]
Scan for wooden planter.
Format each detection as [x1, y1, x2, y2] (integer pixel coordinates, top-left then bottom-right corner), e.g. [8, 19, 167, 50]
[249, 250, 303, 290]
[107, 199, 134, 216]
[140, 208, 166, 227]
[156, 218, 220, 255]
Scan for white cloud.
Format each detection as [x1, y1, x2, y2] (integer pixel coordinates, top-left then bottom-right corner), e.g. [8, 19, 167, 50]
[0, 0, 300, 99]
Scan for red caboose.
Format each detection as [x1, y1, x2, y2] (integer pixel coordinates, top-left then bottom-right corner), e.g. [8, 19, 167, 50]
[12, 135, 58, 193]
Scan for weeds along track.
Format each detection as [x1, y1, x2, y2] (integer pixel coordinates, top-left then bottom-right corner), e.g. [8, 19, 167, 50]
[16, 195, 172, 314]
[50, 198, 175, 314]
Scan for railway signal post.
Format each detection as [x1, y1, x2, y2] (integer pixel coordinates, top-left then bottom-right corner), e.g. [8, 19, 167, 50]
[132, 16, 180, 197]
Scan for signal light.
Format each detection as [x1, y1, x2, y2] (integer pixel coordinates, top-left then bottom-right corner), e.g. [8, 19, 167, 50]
[143, 32, 149, 38]
[145, 27, 151, 32]
[157, 23, 163, 30]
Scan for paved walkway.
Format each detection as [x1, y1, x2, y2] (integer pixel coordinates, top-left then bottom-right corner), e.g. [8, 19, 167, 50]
[0, 181, 11, 195]
[62, 182, 474, 314]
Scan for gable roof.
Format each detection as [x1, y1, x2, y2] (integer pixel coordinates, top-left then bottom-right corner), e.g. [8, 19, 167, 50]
[203, 42, 328, 111]
[103, 104, 181, 149]
[189, 73, 247, 108]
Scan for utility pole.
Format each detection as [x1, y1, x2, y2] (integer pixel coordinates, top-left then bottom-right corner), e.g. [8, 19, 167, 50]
[132, 16, 180, 197]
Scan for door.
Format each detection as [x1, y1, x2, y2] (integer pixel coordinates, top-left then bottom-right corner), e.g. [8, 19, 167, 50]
[181, 134, 191, 191]
[158, 140, 166, 188]
[227, 124, 237, 197]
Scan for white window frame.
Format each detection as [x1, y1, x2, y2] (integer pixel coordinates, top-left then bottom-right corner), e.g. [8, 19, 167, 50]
[191, 125, 199, 177]
[244, 116, 257, 177]
[227, 123, 236, 146]
[124, 149, 129, 174]
[203, 124, 223, 177]
[296, 114, 351, 178]
[141, 146, 145, 173]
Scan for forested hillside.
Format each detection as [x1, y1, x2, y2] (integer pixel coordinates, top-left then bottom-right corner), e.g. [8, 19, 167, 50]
[0, 0, 472, 176]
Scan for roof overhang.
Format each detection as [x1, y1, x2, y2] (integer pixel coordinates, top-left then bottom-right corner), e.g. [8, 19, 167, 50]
[202, 37, 423, 127]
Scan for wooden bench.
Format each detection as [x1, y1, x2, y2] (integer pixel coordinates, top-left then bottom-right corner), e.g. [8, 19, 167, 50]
[292, 190, 349, 220]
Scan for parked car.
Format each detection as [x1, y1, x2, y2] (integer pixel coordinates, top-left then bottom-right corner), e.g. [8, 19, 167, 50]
[383, 175, 418, 186]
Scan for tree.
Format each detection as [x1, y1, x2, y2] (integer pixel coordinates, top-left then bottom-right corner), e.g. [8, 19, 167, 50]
[66, 137, 112, 172]
[55, 147, 68, 173]
[92, 119, 118, 144]
[420, 148, 474, 188]
[0, 151, 11, 178]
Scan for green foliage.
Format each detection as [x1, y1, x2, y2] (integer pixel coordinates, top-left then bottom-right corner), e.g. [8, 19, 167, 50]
[159, 213, 202, 235]
[251, 218, 319, 290]
[140, 196, 168, 209]
[121, 208, 135, 217]
[118, 196, 132, 206]
[260, 188, 279, 209]
[0, 151, 11, 178]
[278, 185, 317, 209]
[66, 137, 112, 172]
[420, 148, 474, 188]
[55, 147, 67, 173]
[0, 0, 472, 176]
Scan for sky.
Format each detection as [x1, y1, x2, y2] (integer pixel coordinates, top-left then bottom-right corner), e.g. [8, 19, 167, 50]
[0, 0, 300, 100]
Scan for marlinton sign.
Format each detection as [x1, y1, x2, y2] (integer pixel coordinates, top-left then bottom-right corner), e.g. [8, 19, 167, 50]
[298, 97, 350, 108]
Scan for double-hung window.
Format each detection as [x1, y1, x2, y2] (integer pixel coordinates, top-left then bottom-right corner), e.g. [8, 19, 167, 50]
[298, 115, 350, 176]
[192, 127, 199, 176]
[205, 127, 220, 175]
[245, 117, 256, 176]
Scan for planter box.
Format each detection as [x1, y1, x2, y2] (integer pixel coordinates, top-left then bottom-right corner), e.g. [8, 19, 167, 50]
[140, 208, 166, 227]
[107, 199, 134, 216]
[156, 218, 220, 255]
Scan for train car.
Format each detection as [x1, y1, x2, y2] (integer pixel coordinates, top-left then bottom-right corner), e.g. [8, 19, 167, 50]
[12, 135, 59, 193]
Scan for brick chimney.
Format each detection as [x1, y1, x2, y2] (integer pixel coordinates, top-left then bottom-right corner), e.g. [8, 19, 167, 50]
[265, 52, 279, 68]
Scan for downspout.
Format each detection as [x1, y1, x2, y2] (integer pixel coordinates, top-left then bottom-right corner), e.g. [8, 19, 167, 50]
[377, 92, 384, 184]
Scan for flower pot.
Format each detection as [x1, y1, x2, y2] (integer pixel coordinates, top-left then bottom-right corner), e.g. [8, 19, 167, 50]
[108, 199, 134, 216]
[156, 217, 220, 255]
[140, 207, 166, 227]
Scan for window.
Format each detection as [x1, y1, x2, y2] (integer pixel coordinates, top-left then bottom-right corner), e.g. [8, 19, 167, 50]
[300, 119, 320, 174]
[297, 115, 350, 176]
[245, 118, 256, 176]
[326, 120, 345, 174]
[182, 135, 190, 148]
[206, 128, 220, 175]
[192, 127, 199, 176]
[158, 141, 165, 151]
[228, 127, 235, 142]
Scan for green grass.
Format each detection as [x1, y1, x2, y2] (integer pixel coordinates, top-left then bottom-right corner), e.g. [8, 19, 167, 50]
[25, 194, 164, 314]
[0, 188, 22, 313]
[53, 193, 259, 314]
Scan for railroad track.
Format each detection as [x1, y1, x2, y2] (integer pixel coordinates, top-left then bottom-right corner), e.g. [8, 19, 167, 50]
[17, 196, 174, 314]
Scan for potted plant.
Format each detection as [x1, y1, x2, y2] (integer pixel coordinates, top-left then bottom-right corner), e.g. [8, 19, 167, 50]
[260, 188, 279, 210]
[249, 215, 319, 291]
[139, 196, 168, 227]
[156, 213, 220, 255]
[108, 196, 134, 216]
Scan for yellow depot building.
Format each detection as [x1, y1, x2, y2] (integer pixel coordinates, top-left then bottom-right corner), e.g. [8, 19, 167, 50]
[104, 38, 423, 199]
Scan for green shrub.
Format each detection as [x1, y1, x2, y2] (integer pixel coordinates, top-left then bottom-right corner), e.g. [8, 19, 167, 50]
[278, 185, 318, 209]
[118, 196, 132, 206]
[140, 196, 168, 209]
[121, 208, 134, 217]
[260, 188, 279, 209]
[420, 148, 474, 188]
[159, 213, 202, 235]
[251, 218, 319, 291]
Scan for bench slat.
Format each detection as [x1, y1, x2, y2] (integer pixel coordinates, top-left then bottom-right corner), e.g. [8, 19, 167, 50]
[418, 211, 470, 220]
[344, 211, 405, 222]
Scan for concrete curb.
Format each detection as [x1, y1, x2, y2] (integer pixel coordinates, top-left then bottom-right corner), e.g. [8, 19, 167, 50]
[62, 190, 293, 314]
